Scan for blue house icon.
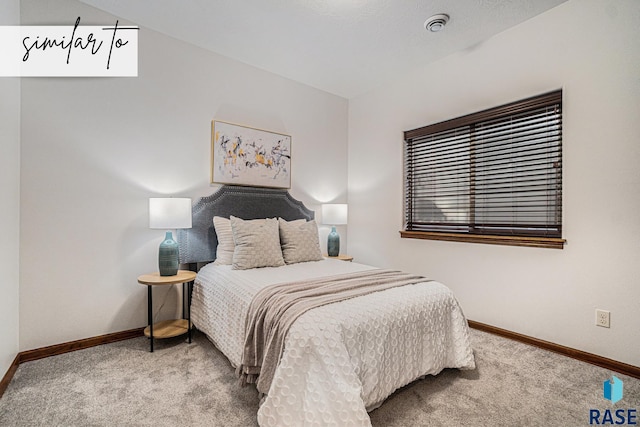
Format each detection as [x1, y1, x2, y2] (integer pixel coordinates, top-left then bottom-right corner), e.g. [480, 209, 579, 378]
[603, 376, 623, 404]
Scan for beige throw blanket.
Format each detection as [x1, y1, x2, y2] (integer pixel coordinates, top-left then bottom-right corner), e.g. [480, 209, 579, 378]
[238, 269, 429, 394]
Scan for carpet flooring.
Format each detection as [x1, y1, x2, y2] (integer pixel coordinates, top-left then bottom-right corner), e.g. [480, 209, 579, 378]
[0, 329, 638, 426]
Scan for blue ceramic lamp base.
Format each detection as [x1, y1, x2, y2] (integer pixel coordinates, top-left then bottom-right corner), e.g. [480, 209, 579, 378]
[158, 231, 179, 276]
[327, 226, 340, 257]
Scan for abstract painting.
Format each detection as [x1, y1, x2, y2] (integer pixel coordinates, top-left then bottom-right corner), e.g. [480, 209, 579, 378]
[211, 121, 291, 189]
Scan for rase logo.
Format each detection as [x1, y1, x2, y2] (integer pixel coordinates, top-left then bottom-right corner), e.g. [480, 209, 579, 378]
[589, 376, 637, 425]
[605, 376, 624, 404]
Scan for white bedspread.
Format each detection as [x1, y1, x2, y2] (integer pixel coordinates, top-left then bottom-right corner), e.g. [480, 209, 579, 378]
[191, 259, 475, 426]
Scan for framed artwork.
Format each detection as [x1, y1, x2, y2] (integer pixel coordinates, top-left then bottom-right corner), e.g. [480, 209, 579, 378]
[211, 120, 292, 189]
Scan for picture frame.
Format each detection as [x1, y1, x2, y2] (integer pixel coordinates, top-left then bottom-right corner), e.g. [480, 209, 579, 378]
[211, 120, 292, 189]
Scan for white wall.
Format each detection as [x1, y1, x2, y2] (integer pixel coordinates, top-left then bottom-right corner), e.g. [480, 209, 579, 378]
[348, 0, 640, 367]
[0, 0, 21, 378]
[19, 0, 348, 350]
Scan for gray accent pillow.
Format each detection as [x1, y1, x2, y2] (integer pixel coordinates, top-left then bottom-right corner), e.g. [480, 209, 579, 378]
[213, 216, 234, 265]
[231, 216, 285, 270]
[278, 218, 324, 264]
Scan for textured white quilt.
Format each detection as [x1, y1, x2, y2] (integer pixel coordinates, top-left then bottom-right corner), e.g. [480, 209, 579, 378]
[191, 259, 475, 426]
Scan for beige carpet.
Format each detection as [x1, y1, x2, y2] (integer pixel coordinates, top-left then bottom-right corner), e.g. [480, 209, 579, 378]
[1, 329, 638, 426]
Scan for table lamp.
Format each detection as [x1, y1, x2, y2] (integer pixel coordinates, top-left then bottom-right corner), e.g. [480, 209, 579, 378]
[149, 198, 192, 276]
[321, 204, 348, 257]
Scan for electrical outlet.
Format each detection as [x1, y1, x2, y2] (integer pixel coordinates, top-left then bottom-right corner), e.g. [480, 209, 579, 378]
[596, 309, 610, 328]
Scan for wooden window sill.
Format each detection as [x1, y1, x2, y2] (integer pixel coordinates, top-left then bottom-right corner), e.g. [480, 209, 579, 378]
[400, 231, 565, 249]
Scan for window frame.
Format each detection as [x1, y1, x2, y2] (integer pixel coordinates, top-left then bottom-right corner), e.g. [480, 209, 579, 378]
[401, 90, 565, 249]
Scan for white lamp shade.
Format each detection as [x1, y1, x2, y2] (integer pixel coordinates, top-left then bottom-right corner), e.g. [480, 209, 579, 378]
[321, 204, 348, 225]
[149, 198, 192, 229]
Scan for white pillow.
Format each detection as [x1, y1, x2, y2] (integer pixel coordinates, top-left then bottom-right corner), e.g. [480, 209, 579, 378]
[213, 216, 234, 265]
[278, 218, 323, 264]
[230, 216, 285, 270]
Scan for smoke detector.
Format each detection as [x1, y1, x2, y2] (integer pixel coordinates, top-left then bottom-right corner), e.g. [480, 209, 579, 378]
[424, 14, 449, 33]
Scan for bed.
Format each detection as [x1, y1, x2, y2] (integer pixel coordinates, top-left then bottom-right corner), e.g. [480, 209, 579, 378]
[178, 185, 475, 426]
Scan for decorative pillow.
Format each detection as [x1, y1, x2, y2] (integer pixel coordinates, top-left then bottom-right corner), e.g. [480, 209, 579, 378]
[213, 216, 234, 265]
[230, 216, 285, 270]
[278, 218, 324, 264]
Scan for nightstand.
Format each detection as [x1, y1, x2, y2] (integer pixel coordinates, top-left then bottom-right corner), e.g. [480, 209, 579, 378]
[325, 254, 354, 262]
[137, 270, 197, 352]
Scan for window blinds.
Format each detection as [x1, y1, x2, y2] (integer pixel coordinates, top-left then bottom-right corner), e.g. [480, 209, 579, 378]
[404, 90, 562, 238]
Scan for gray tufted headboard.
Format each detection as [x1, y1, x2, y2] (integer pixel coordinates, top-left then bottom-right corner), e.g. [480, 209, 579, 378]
[177, 185, 314, 266]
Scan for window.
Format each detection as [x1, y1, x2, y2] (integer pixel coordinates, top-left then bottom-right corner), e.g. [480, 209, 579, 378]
[402, 90, 564, 249]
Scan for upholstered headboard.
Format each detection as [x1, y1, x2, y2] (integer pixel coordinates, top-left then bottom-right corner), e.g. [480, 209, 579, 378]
[177, 185, 314, 265]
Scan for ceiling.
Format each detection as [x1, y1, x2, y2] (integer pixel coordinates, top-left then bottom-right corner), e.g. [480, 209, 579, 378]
[79, 0, 568, 99]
